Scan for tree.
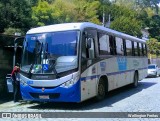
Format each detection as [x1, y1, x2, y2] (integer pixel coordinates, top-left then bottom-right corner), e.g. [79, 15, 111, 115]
[0, 0, 34, 33]
[103, 0, 160, 39]
[115, 0, 160, 14]
[73, 0, 100, 24]
[32, 0, 101, 26]
[147, 15, 160, 41]
[146, 38, 160, 61]
[108, 4, 138, 20]
[114, 0, 135, 8]
[146, 38, 160, 54]
[137, 0, 160, 14]
[102, 3, 142, 37]
[98, 0, 111, 24]
[32, 0, 54, 26]
[51, 0, 77, 23]
[4, 27, 24, 35]
[110, 16, 142, 37]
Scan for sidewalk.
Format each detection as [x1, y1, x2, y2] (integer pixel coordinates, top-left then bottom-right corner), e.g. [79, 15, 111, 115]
[0, 91, 13, 103]
[0, 100, 38, 112]
[0, 101, 20, 110]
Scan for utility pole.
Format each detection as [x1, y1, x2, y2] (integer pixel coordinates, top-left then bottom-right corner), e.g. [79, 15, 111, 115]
[102, 0, 105, 27]
[102, 9, 105, 27]
[13, 33, 22, 68]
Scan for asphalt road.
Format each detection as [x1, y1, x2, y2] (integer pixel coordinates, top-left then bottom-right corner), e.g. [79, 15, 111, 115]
[0, 77, 160, 121]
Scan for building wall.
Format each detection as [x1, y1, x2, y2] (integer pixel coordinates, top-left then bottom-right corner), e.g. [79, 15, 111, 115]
[0, 47, 13, 97]
[150, 58, 160, 67]
[0, 35, 15, 97]
[0, 35, 23, 98]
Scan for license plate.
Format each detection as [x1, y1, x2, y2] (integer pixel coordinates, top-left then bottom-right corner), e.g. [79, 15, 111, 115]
[39, 95, 49, 99]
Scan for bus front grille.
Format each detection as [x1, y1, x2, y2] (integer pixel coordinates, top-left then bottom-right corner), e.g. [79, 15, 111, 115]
[30, 86, 58, 89]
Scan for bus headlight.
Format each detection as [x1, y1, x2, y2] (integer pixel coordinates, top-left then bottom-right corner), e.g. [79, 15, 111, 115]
[60, 75, 79, 88]
[20, 79, 28, 86]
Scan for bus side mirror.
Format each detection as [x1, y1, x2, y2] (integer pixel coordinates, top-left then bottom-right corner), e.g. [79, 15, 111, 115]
[86, 38, 91, 49]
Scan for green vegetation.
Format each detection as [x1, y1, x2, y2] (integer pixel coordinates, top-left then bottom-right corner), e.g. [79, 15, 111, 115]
[4, 28, 24, 35]
[147, 38, 160, 53]
[0, 0, 160, 54]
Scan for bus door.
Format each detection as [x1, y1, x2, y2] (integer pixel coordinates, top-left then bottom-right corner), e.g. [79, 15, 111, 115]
[81, 29, 98, 100]
[6, 74, 13, 92]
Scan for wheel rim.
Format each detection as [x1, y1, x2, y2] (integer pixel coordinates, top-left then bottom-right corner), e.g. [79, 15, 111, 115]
[98, 82, 105, 97]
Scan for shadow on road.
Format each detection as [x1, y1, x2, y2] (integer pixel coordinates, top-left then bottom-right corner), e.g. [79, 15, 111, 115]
[0, 93, 13, 105]
[27, 81, 156, 110]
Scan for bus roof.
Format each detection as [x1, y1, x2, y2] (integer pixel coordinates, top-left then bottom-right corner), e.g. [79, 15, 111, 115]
[27, 22, 146, 43]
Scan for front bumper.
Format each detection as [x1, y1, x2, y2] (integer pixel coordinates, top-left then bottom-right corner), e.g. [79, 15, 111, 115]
[147, 72, 157, 77]
[20, 81, 81, 102]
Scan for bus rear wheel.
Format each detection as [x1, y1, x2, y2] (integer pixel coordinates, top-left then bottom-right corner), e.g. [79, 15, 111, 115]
[132, 72, 138, 88]
[96, 79, 106, 101]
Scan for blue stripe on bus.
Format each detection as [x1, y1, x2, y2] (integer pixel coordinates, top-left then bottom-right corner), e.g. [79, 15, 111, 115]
[106, 69, 134, 76]
[81, 67, 147, 81]
[81, 75, 98, 81]
[138, 67, 148, 70]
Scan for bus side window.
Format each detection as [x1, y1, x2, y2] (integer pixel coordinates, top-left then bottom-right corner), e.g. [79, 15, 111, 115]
[115, 37, 123, 55]
[134, 42, 139, 56]
[109, 36, 116, 55]
[126, 40, 132, 56]
[98, 32, 110, 55]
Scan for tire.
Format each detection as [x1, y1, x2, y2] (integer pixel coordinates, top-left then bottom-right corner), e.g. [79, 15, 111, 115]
[156, 72, 158, 77]
[95, 79, 106, 101]
[132, 72, 138, 88]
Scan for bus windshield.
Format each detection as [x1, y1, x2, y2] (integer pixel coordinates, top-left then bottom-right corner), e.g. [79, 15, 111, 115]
[21, 31, 79, 74]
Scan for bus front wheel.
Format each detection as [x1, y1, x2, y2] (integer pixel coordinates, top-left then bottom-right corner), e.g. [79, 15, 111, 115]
[96, 79, 106, 101]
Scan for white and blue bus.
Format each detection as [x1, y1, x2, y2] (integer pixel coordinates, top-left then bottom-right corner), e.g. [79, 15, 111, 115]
[19, 22, 148, 102]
